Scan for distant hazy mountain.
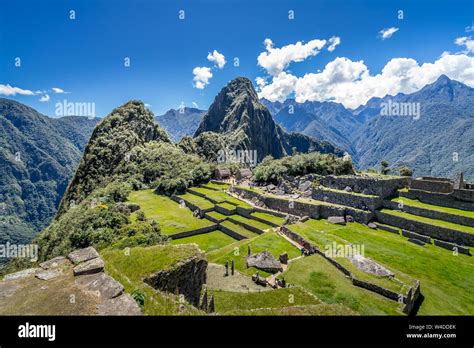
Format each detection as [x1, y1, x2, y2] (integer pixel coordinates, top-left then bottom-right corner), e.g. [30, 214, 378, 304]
[155, 107, 205, 142]
[0, 98, 99, 245]
[264, 75, 474, 180]
[193, 77, 342, 162]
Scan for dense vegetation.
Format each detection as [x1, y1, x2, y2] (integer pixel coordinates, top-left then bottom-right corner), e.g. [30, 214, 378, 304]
[0, 98, 98, 246]
[253, 152, 355, 183]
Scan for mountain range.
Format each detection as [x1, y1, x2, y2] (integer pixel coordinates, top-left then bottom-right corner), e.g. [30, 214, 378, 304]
[0, 99, 98, 247]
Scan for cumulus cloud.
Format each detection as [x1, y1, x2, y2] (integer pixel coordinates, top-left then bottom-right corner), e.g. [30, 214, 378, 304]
[257, 38, 326, 76]
[327, 36, 341, 52]
[466, 24, 474, 33]
[455, 36, 474, 53]
[207, 50, 226, 69]
[379, 27, 399, 40]
[39, 94, 50, 102]
[257, 53, 474, 109]
[192, 66, 213, 89]
[0, 84, 35, 96]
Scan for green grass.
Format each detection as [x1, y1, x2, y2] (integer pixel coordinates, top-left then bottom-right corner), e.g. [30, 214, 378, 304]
[190, 187, 251, 208]
[391, 197, 474, 218]
[380, 209, 474, 234]
[228, 214, 273, 231]
[201, 182, 230, 190]
[227, 304, 357, 315]
[207, 231, 300, 277]
[283, 255, 402, 315]
[176, 192, 214, 210]
[251, 211, 285, 225]
[170, 230, 238, 252]
[288, 219, 474, 315]
[217, 202, 238, 212]
[220, 220, 260, 239]
[101, 244, 203, 315]
[286, 220, 416, 294]
[128, 190, 214, 235]
[212, 287, 320, 313]
[206, 211, 227, 221]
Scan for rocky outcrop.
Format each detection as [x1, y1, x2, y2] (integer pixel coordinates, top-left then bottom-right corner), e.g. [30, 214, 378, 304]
[144, 256, 207, 307]
[246, 250, 282, 274]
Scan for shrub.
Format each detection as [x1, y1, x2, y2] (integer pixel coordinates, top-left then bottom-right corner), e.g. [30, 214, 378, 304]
[399, 165, 413, 177]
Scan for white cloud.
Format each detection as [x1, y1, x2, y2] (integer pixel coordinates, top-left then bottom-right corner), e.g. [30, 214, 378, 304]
[257, 53, 474, 108]
[39, 94, 50, 102]
[327, 36, 341, 52]
[466, 24, 474, 33]
[0, 84, 35, 96]
[455, 36, 474, 53]
[257, 38, 327, 76]
[258, 72, 298, 102]
[192, 101, 199, 108]
[52, 87, 65, 93]
[207, 50, 226, 69]
[379, 27, 399, 40]
[145, 103, 152, 107]
[192, 66, 213, 89]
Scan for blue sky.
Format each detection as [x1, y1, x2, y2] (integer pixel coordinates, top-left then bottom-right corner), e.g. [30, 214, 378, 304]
[1, 0, 473, 117]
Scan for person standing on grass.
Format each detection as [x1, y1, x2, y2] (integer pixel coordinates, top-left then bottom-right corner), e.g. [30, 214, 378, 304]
[231, 259, 235, 276]
[225, 260, 229, 276]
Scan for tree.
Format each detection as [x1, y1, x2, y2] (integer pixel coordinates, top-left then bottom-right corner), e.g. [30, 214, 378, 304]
[399, 165, 413, 177]
[380, 160, 390, 175]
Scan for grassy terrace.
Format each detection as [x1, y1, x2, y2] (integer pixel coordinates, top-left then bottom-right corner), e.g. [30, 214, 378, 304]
[202, 182, 230, 190]
[228, 214, 273, 231]
[286, 219, 474, 315]
[128, 190, 214, 236]
[217, 202, 238, 211]
[251, 211, 285, 226]
[286, 220, 416, 295]
[380, 209, 474, 234]
[391, 197, 474, 218]
[101, 245, 203, 315]
[284, 255, 402, 315]
[176, 192, 214, 210]
[220, 220, 260, 239]
[206, 211, 227, 221]
[207, 231, 300, 277]
[170, 230, 238, 252]
[190, 187, 251, 208]
[212, 287, 320, 314]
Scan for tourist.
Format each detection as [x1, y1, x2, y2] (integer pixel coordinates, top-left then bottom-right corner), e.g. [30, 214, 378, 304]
[248, 246, 251, 256]
[231, 259, 235, 275]
[225, 260, 229, 276]
[281, 278, 286, 288]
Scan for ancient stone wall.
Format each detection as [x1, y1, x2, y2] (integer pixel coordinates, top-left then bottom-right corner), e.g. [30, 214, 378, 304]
[399, 189, 474, 211]
[217, 224, 247, 240]
[383, 200, 474, 227]
[317, 175, 410, 198]
[144, 256, 207, 307]
[169, 224, 218, 240]
[410, 179, 453, 193]
[312, 187, 383, 211]
[170, 195, 213, 218]
[375, 211, 474, 246]
[227, 216, 265, 234]
[433, 239, 471, 255]
[452, 189, 474, 203]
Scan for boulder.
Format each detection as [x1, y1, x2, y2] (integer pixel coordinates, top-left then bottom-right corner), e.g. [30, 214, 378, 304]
[68, 247, 99, 264]
[246, 250, 282, 274]
[35, 269, 62, 281]
[344, 186, 353, 192]
[75, 272, 124, 299]
[3, 268, 39, 281]
[348, 254, 394, 277]
[328, 216, 346, 225]
[368, 222, 377, 229]
[346, 215, 355, 223]
[298, 180, 312, 192]
[251, 274, 267, 286]
[126, 203, 141, 212]
[97, 293, 143, 315]
[73, 257, 104, 276]
[279, 252, 289, 264]
[39, 256, 69, 270]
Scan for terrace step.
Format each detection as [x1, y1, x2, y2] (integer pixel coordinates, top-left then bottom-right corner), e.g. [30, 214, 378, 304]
[312, 186, 383, 211]
[227, 215, 272, 234]
[375, 209, 474, 247]
[218, 221, 260, 240]
[385, 198, 474, 227]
